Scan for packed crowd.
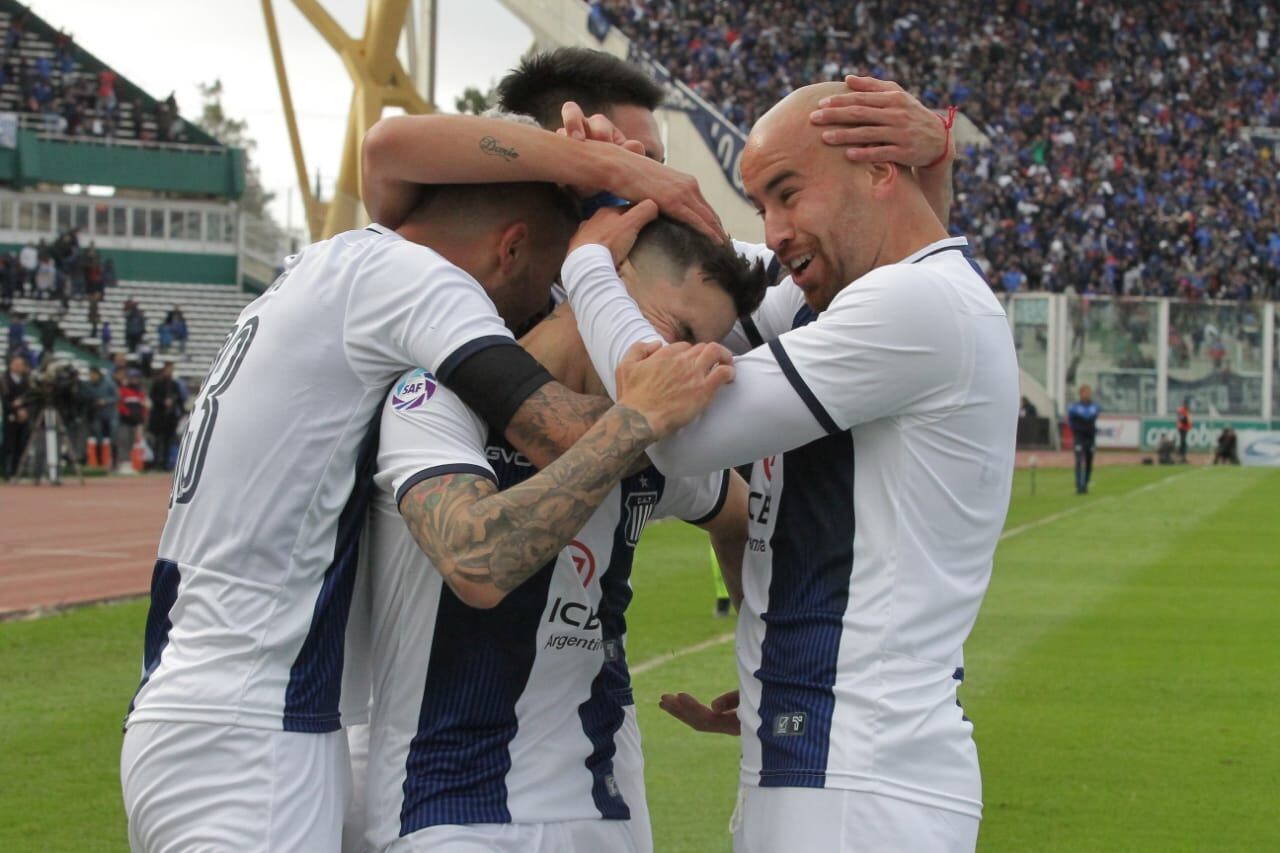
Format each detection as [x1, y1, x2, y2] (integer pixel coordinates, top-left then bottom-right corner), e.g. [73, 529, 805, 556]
[1, 6, 189, 142]
[597, 0, 1280, 300]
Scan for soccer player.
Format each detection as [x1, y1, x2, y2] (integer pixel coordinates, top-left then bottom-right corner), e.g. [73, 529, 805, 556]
[119, 166, 732, 851]
[1068, 384, 1100, 494]
[560, 81, 1020, 852]
[360, 213, 763, 853]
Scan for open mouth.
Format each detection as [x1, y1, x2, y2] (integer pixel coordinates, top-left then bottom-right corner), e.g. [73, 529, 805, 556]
[787, 253, 814, 278]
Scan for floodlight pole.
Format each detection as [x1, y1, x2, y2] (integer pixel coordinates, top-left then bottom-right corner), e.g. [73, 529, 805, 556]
[261, 0, 437, 241]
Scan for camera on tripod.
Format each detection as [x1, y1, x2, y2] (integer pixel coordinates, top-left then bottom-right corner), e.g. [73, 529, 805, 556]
[15, 360, 85, 485]
[26, 362, 82, 418]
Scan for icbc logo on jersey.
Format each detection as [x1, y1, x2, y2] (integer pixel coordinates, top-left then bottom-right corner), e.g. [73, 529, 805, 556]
[391, 369, 437, 412]
[568, 540, 596, 587]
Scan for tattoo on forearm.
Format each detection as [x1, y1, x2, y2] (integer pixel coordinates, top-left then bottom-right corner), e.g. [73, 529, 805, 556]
[479, 136, 519, 162]
[505, 383, 613, 468]
[401, 405, 654, 598]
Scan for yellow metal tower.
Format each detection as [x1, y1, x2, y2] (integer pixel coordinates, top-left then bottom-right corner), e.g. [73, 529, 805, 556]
[261, 0, 435, 240]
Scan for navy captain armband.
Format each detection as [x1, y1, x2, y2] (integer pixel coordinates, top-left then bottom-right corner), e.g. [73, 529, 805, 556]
[444, 343, 555, 435]
[581, 191, 630, 218]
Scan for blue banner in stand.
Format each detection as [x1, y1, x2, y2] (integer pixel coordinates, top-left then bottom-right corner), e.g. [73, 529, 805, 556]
[627, 46, 750, 202]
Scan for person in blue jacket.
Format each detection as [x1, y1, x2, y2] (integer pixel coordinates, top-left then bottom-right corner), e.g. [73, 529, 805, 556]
[1068, 384, 1100, 494]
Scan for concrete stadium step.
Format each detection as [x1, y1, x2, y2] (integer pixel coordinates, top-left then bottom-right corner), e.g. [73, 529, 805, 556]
[7, 280, 255, 380]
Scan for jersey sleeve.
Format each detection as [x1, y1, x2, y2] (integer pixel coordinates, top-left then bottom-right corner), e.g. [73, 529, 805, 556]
[722, 276, 809, 354]
[375, 367, 495, 507]
[563, 243, 830, 478]
[721, 240, 802, 354]
[768, 266, 968, 432]
[345, 237, 515, 387]
[654, 469, 731, 526]
[561, 244, 664, 397]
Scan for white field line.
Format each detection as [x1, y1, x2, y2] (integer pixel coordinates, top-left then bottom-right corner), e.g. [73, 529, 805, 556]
[999, 467, 1199, 542]
[630, 631, 735, 677]
[628, 467, 1205, 676]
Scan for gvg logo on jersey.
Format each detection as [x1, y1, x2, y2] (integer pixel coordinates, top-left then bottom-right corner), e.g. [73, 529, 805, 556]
[391, 369, 437, 412]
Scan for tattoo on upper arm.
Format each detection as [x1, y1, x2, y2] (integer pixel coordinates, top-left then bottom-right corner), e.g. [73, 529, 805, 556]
[505, 383, 613, 467]
[479, 136, 519, 162]
[400, 405, 654, 600]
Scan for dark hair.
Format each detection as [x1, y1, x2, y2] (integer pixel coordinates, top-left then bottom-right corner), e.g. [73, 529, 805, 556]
[632, 217, 767, 317]
[496, 47, 664, 130]
[410, 181, 581, 241]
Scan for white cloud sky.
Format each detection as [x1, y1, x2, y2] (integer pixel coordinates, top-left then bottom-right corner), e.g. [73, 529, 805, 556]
[36, 0, 532, 227]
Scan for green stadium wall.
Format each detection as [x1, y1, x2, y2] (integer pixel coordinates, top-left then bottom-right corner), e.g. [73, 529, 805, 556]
[0, 242, 235, 284]
[0, 132, 244, 199]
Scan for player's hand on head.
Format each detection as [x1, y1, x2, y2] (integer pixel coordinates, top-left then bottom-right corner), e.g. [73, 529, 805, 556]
[658, 690, 741, 736]
[569, 200, 659, 266]
[809, 75, 952, 169]
[616, 340, 734, 439]
[559, 99, 724, 242]
[559, 100, 646, 156]
[599, 151, 726, 245]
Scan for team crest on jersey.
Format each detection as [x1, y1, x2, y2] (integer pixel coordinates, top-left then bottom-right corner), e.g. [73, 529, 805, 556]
[391, 369, 437, 412]
[623, 491, 658, 547]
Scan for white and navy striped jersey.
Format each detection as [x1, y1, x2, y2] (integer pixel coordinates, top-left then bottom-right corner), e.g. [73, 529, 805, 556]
[126, 225, 515, 734]
[564, 236, 1019, 819]
[365, 370, 727, 844]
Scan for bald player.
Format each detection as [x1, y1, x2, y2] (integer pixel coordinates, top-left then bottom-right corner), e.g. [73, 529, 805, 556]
[561, 82, 1019, 852]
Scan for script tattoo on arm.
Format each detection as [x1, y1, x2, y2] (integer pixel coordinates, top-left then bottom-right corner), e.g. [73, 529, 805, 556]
[479, 136, 519, 162]
[399, 405, 654, 607]
[504, 382, 613, 470]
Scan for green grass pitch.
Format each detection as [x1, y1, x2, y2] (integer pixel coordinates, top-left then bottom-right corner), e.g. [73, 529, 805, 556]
[2, 465, 1277, 851]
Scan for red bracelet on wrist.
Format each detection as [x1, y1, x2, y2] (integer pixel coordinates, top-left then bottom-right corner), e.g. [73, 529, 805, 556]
[924, 105, 958, 169]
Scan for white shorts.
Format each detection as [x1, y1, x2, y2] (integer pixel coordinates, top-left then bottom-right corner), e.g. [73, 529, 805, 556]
[121, 721, 351, 853]
[385, 818, 639, 853]
[343, 723, 371, 853]
[731, 786, 979, 853]
[614, 705, 653, 853]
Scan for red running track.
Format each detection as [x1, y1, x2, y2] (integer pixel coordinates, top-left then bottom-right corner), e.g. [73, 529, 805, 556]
[0, 475, 170, 617]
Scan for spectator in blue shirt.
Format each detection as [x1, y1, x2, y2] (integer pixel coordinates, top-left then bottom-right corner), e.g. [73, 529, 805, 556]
[1068, 385, 1101, 495]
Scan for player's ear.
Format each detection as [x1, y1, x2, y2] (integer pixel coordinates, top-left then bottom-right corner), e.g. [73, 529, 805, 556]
[867, 161, 897, 200]
[496, 221, 530, 277]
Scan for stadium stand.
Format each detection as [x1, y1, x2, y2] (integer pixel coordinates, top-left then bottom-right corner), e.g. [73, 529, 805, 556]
[596, 0, 1280, 300]
[0, 3, 273, 477]
[5, 273, 249, 373]
[0, 0, 213, 144]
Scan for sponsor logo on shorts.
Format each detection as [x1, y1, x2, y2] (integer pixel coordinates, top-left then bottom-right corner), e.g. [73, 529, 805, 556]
[604, 773, 621, 799]
[391, 368, 437, 411]
[773, 712, 806, 737]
